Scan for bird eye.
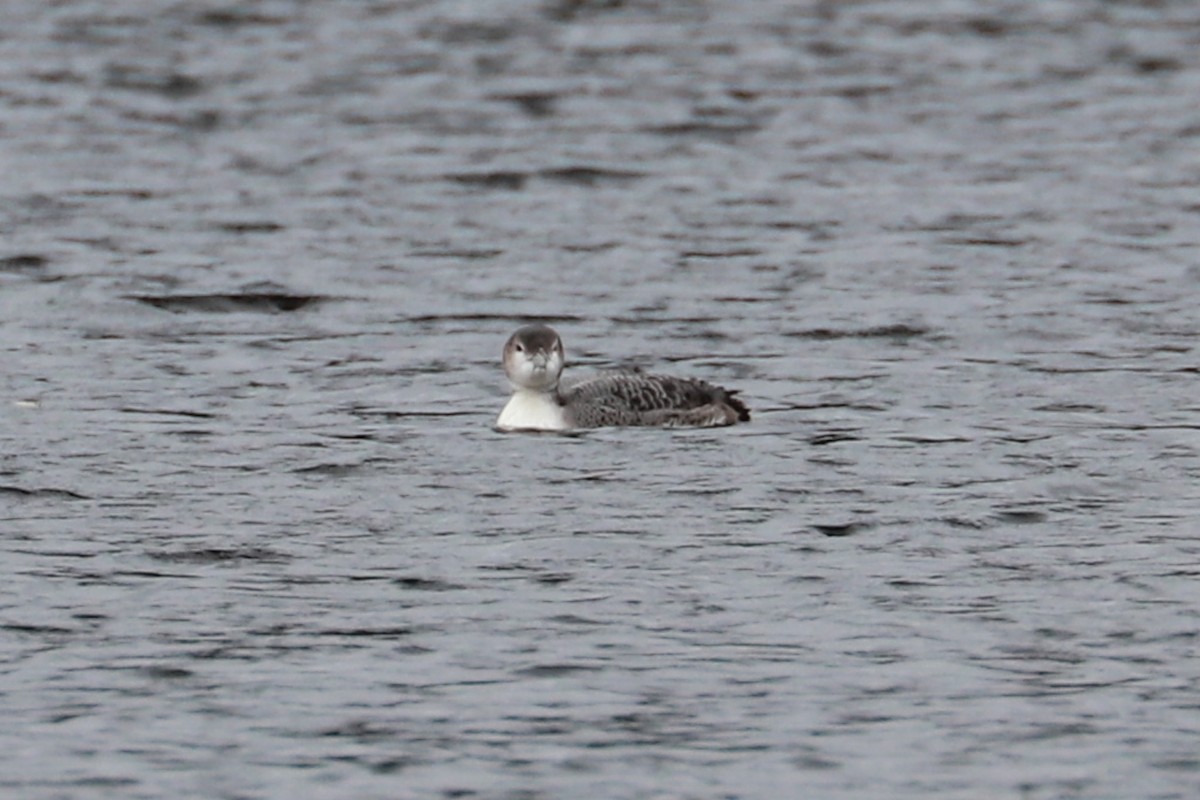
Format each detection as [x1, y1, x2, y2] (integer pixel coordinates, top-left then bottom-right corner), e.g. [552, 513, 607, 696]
[515, 343, 525, 352]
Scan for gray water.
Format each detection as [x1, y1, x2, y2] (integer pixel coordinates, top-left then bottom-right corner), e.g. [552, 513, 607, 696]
[3, 1, 1199, 798]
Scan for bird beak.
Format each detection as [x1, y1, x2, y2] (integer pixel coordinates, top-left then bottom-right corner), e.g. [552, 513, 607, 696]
[530, 353, 548, 370]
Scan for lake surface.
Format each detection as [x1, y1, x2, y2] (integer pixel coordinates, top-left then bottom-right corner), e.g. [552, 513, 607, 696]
[3, 1, 1199, 798]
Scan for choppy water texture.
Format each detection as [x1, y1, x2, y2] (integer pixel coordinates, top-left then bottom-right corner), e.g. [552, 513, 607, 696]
[3, 1, 1200, 798]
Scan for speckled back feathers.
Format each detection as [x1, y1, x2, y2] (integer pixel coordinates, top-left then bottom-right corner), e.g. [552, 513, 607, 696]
[562, 370, 750, 428]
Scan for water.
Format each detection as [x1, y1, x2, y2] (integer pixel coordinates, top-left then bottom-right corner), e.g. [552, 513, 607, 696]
[3, 1, 1200, 797]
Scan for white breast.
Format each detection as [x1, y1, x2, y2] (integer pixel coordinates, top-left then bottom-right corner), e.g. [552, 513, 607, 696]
[496, 390, 568, 431]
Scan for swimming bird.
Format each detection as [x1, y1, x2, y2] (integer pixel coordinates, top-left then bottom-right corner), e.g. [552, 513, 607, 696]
[496, 324, 750, 431]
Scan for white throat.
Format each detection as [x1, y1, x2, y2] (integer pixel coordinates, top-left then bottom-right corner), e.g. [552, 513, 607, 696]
[497, 389, 567, 431]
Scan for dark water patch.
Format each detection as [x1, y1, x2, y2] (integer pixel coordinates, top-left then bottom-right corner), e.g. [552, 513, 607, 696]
[785, 324, 930, 340]
[544, 0, 634, 22]
[320, 627, 414, 638]
[642, 120, 762, 141]
[1033, 628, 1078, 641]
[664, 486, 740, 497]
[1104, 43, 1185, 75]
[894, 14, 1023, 37]
[813, 522, 869, 537]
[836, 711, 899, 726]
[362, 756, 420, 775]
[610, 315, 722, 326]
[826, 83, 898, 101]
[139, 666, 194, 680]
[61, 570, 167, 587]
[910, 212, 1010, 231]
[114, 107, 222, 131]
[407, 312, 586, 325]
[893, 433, 972, 444]
[714, 294, 786, 303]
[14, 548, 104, 559]
[994, 432, 1052, 444]
[118, 407, 218, 419]
[1017, 722, 1099, 741]
[1158, 569, 1200, 579]
[423, 19, 517, 44]
[195, 8, 289, 27]
[446, 167, 643, 190]
[533, 572, 574, 585]
[30, 69, 88, 85]
[1104, 221, 1172, 239]
[548, 614, 603, 626]
[0, 485, 89, 500]
[995, 509, 1048, 525]
[0, 254, 49, 274]
[888, 578, 940, 589]
[1032, 402, 1107, 413]
[706, 531, 778, 545]
[544, 471, 618, 484]
[539, 166, 645, 186]
[162, 428, 215, 441]
[215, 221, 285, 234]
[291, 462, 371, 476]
[941, 516, 989, 529]
[2, 622, 78, 636]
[494, 567, 586, 585]
[1131, 56, 1183, 75]
[392, 577, 464, 591]
[64, 777, 140, 789]
[351, 409, 478, 422]
[448, 171, 528, 191]
[75, 188, 156, 200]
[793, 751, 841, 770]
[104, 65, 205, 98]
[679, 248, 763, 259]
[606, 710, 691, 734]
[146, 547, 289, 565]
[52, 13, 144, 45]
[492, 91, 559, 117]
[507, 715, 573, 735]
[228, 154, 313, 176]
[5, 193, 77, 225]
[514, 664, 602, 678]
[324, 354, 386, 368]
[808, 430, 864, 446]
[408, 248, 504, 260]
[343, 574, 395, 584]
[128, 292, 322, 313]
[941, 235, 1027, 247]
[318, 720, 402, 741]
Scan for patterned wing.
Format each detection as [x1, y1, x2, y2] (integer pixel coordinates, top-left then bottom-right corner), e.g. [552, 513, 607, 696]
[562, 370, 749, 427]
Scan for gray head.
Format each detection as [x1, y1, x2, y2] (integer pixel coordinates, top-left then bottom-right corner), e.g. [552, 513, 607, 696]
[503, 324, 565, 391]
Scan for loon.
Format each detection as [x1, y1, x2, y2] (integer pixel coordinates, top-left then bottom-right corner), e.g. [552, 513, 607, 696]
[496, 324, 750, 431]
